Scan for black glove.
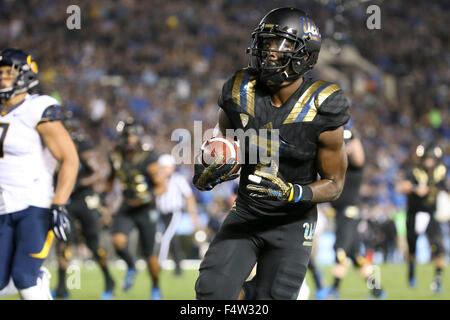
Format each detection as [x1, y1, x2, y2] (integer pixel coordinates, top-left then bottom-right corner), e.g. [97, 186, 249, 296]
[193, 153, 240, 191]
[246, 161, 312, 202]
[51, 204, 71, 242]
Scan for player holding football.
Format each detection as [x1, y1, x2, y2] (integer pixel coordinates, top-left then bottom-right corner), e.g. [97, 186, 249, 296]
[193, 8, 350, 299]
[0, 48, 79, 299]
[106, 118, 164, 300]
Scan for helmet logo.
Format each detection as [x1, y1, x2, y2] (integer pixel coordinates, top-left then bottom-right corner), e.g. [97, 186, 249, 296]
[27, 55, 39, 74]
[299, 17, 321, 42]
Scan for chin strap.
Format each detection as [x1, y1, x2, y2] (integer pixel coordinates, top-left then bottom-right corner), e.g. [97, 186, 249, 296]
[260, 69, 301, 87]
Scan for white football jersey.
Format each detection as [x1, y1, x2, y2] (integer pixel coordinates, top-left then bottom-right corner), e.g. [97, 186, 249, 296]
[0, 94, 59, 214]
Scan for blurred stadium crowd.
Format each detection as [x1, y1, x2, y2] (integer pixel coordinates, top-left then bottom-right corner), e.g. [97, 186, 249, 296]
[0, 0, 448, 263]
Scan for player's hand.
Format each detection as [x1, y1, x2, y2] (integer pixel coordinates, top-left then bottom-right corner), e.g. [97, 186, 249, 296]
[193, 153, 240, 191]
[415, 184, 429, 197]
[246, 163, 303, 202]
[51, 204, 71, 242]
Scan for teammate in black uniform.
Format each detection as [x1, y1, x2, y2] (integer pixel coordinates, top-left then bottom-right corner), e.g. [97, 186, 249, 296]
[193, 7, 350, 300]
[320, 120, 385, 299]
[106, 118, 163, 300]
[396, 144, 447, 293]
[52, 130, 115, 299]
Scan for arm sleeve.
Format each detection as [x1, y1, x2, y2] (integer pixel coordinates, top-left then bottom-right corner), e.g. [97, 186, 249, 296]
[217, 74, 234, 110]
[317, 89, 350, 133]
[435, 164, 448, 190]
[37, 104, 62, 125]
[217, 69, 248, 111]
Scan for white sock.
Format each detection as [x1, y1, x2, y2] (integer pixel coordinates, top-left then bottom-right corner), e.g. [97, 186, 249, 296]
[18, 267, 53, 300]
[0, 278, 18, 297]
[19, 285, 47, 300]
[38, 266, 53, 300]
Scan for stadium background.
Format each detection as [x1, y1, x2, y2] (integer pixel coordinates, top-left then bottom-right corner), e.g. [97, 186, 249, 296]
[0, 0, 448, 299]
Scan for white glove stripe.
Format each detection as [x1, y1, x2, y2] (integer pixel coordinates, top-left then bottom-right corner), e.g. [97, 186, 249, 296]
[59, 226, 67, 242]
[53, 226, 60, 239]
[248, 174, 262, 184]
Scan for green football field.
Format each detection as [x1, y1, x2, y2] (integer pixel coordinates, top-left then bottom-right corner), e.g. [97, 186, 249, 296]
[2, 263, 449, 300]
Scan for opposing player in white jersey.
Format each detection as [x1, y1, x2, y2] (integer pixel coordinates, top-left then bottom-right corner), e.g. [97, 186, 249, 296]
[0, 48, 79, 300]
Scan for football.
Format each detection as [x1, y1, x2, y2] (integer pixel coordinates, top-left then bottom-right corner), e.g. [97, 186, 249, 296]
[201, 136, 241, 171]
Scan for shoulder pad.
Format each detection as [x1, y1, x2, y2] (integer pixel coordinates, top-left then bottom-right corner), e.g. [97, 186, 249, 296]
[219, 68, 258, 116]
[312, 81, 350, 132]
[38, 104, 62, 125]
[434, 164, 447, 183]
[22, 94, 61, 127]
[28, 94, 60, 109]
[317, 84, 348, 115]
[284, 80, 344, 124]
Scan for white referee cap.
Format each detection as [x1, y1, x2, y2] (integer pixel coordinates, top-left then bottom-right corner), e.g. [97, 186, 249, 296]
[158, 154, 176, 167]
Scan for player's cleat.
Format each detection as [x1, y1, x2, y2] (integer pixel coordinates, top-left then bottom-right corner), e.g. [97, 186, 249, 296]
[102, 277, 115, 299]
[430, 278, 442, 294]
[408, 278, 417, 288]
[151, 287, 162, 300]
[324, 287, 340, 300]
[368, 289, 387, 299]
[314, 288, 329, 300]
[101, 290, 114, 300]
[51, 289, 69, 299]
[123, 267, 137, 291]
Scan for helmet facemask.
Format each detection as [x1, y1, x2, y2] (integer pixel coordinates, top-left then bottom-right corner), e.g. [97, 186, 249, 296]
[247, 28, 310, 87]
[0, 51, 39, 104]
[246, 8, 322, 87]
[116, 119, 144, 153]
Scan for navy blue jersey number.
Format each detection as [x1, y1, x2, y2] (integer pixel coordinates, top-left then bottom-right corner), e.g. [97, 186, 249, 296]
[0, 123, 10, 158]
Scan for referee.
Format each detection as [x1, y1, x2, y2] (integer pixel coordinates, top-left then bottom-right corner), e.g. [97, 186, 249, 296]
[156, 154, 200, 274]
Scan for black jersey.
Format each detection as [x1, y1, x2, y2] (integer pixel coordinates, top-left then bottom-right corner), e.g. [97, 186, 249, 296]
[72, 139, 96, 195]
[109, 149, 159, 206]
[218, 68, 350, 216]
[405, 162, 447, 213]
[332, 160, 364, 209]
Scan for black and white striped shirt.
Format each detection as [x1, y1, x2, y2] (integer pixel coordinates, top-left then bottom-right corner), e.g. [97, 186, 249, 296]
[156, 172, 193, 214]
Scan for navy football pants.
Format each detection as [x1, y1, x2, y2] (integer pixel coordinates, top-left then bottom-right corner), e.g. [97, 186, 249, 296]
[0, 206, 53, 290]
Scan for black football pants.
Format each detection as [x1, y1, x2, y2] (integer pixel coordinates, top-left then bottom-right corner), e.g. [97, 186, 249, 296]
[195, 206, 317, 300]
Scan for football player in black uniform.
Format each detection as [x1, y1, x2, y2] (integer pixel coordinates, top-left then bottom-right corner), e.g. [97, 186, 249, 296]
[319, 120, 385, 299]
[106, 118, 163, 300]
[193, 7, 350, 300]
[52, 130, 115, 299]
[396, 144, 447, 293]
